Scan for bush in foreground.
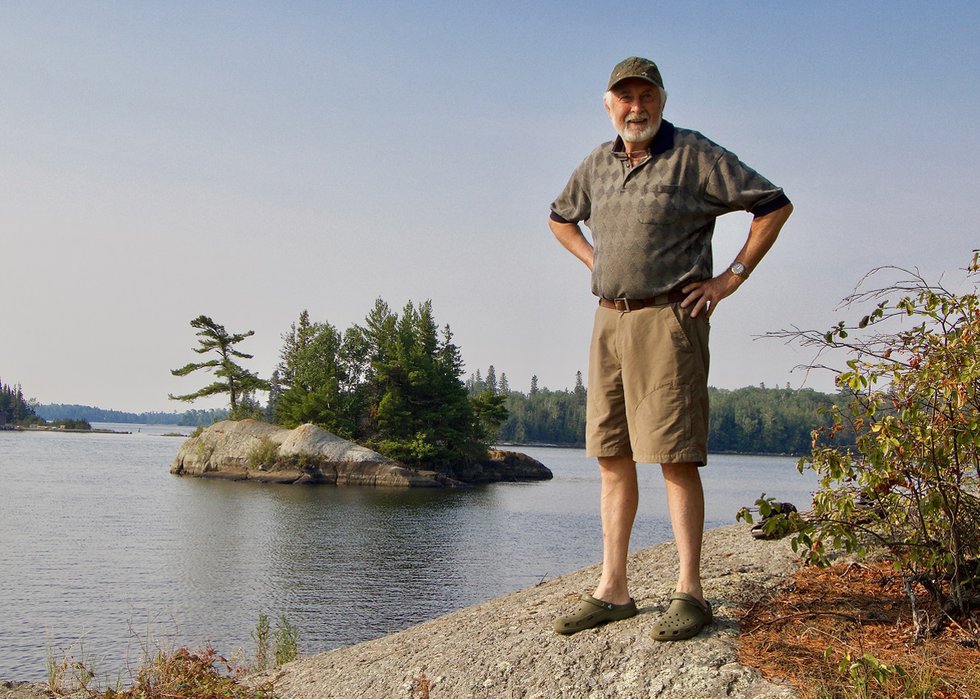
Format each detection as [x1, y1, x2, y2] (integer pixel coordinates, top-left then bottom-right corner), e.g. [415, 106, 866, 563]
[741, 252, 980, 640]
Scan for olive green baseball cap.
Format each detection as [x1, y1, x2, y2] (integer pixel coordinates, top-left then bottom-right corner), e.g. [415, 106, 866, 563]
[607, 56, 664, 91]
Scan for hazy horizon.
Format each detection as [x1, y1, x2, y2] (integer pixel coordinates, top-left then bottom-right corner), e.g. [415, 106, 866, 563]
[4, 1, 979, 413]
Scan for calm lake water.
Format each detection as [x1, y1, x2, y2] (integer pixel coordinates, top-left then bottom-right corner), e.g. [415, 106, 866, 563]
[0, 424, 818, 681]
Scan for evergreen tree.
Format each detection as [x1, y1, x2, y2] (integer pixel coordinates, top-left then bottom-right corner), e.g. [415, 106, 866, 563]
[275, 310, 318, 387]
[275, 320, 346, 431]
[471, 389, 508, 444]
[486, 365, 498, 394]
[0, 379, 39, 427]
[169, 315, 270, 418]
[369, 301, 484, 466]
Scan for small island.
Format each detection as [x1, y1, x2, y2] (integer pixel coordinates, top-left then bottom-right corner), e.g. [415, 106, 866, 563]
[166, 303, 554, 488]
[171, 419, 552, 487]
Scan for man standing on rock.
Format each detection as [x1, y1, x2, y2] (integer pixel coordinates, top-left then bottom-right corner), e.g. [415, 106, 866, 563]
[549, 57, 792, 640]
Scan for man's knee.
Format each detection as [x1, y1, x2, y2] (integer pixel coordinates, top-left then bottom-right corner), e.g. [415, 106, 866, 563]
[661, 462, 703, 487]
[599, 455, 636, 472]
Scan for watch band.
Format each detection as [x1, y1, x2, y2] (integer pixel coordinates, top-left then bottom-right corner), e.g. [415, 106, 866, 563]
[730, 262, 750, 279]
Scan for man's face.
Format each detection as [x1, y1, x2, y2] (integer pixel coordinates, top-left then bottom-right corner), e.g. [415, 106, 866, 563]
[605, 78, 664, 145]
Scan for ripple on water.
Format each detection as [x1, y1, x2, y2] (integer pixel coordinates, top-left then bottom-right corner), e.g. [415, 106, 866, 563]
[0, 430, 816, 681]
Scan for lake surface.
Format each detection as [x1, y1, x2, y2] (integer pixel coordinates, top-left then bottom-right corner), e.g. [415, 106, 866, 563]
[0, 424, 818, 681]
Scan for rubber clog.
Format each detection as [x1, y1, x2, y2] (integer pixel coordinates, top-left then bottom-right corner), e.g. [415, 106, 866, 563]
[650, 592, 713, 641]
[554, 594, 638, 635]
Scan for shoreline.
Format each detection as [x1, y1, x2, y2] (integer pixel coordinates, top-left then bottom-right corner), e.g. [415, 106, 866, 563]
[1, 523, 800, 698]
[497, 442, 808, 458]
[1, 425, 130, 434]
[247, 522, 800, 698]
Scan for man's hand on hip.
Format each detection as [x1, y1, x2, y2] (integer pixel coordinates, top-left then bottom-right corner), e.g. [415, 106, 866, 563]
[680, 272, 744, 318]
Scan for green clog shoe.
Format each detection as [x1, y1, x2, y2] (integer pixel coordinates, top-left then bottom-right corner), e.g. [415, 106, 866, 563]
[554, 594, 638, 635]
[651, 592, 712, 641]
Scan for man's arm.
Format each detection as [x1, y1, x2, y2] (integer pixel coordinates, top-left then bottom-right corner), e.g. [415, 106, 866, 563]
[681, 202, 793, 318]
[549, 218, 595, 271]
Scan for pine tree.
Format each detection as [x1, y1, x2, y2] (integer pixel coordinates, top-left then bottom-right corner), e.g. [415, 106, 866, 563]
[0, 380, 39, 427]
[169, 315, 270, 417]
[486, 366, 498, 394]
[275, 321, 345, 431]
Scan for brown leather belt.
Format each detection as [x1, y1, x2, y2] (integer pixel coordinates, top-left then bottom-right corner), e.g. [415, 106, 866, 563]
[599, 290, 686, 312]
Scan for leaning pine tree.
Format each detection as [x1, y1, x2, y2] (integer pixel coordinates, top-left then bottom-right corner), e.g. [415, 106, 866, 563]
[169, 315, 270, 419]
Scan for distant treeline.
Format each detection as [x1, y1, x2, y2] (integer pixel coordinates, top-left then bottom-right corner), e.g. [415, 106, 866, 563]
[467, 369, 587, 445]
[34, 404, 228, 426]
[707, 385, 845, 454]
[468, 367, 844, 455]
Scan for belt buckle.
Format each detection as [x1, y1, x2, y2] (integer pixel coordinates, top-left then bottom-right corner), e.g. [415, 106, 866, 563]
[615, 297, 631, 312]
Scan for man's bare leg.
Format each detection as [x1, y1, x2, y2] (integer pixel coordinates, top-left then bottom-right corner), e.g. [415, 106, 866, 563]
[661, 462, 705, 604]
[591, 455, 638, 605]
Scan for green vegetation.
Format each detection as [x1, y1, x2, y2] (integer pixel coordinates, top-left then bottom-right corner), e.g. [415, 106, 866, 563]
[44, 614, 296, 697]
[707, 384, 848, 454]
[271, 309, 358, 436]
[251, 612, 299, 673]
[0, 378, 40, 427]
[479, 370, 587, 445]
[473, 366, 843, 454]
[49, 419, 92, 430]
[268, 300, 505, 469]
[272, 614, 299, 668]
[177, 408, 230, 426]
[247, 437, 280, 471]
[170, 316, 270, 420]
[165, 302, 843, 461]
[740, 252, 980, 639]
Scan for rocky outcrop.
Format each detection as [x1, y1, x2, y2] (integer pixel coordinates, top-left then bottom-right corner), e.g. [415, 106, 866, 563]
[170, 420, 552, 487]
[444, 449, 554, 484]
[458, 449, 555, 483]
[248, 523, 799, 698]
[170, 420, 450, 487]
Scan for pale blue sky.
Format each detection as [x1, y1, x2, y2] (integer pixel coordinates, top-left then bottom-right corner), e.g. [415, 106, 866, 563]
[2, 1, 978, 412]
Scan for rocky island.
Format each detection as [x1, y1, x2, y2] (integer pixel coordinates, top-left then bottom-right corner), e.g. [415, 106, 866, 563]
[170, 419, 552, 487]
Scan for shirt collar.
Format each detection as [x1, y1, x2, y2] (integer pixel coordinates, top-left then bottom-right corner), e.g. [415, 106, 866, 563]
[611, 119, 675, 156]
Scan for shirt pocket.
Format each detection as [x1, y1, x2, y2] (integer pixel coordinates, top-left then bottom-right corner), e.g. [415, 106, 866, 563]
[636, 183, 682, 226]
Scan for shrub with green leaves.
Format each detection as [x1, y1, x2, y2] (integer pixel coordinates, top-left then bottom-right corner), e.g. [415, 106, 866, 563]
[247, 437, 280, 471]
[740, 252, 980, 638]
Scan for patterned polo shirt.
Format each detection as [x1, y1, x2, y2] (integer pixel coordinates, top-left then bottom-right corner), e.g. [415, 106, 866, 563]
[551, 120, 790, 300]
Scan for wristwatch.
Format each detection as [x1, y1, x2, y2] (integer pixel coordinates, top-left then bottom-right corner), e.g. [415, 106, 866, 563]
[729, 262, 750, 279]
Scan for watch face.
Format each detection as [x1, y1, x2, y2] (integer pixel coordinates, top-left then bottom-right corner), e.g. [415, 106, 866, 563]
[731, 263, 747, 277]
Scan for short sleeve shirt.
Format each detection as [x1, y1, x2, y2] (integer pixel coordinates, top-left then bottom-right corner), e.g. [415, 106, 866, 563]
[550, 121, 790, 300]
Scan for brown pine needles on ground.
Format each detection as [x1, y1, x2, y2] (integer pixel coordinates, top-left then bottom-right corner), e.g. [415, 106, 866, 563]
[738, 561, 980, 698]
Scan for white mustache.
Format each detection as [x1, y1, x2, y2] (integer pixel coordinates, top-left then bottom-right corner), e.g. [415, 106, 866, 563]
[625, 114, 649, 123]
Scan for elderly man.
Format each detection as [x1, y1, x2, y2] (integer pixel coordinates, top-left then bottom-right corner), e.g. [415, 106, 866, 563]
[549, 57, 792, 641]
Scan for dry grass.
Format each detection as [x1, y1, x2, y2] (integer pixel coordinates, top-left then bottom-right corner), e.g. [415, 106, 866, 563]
[738, 561, 980, 698]
[98, 644, 275, 699]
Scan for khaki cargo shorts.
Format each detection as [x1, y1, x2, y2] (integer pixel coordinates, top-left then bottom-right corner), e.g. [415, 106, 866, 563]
[586, 303, 710, 465]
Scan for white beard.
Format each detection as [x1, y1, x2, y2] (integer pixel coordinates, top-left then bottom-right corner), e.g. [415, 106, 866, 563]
[618, 115, 662, 144]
